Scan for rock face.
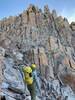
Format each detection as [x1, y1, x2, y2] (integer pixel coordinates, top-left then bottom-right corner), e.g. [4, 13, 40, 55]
[0, 47, 5, 84]
[70, 22, 75, 50]
[0, 4, 75, 100]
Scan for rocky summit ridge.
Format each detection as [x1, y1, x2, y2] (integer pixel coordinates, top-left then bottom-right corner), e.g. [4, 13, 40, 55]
[0, 4, 75, 100]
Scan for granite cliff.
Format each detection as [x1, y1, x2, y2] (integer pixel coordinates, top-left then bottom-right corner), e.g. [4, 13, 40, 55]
[0, 5, 75, 100]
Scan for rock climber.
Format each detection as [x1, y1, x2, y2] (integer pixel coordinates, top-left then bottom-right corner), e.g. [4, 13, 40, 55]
[22, 66, 36, 100]
[22, 64, 41, 100]
[30, 64, 41, 97]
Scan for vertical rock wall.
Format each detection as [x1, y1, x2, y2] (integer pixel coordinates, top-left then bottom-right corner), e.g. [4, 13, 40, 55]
[0, 4, 75, 82]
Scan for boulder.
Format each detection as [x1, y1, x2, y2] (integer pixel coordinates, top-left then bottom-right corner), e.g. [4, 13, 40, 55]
[13, 51, 23, 61]
[69, 59, 75, 70]
[70, 22, 75, 31]
[0, 47, 5, 56]
[61, 85, 75, 100]
[4, 57, 25, 93]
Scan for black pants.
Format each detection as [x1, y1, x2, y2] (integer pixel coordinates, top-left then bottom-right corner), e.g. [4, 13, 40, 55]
[1, 96, 6, 100]
[27, 82, 36, 100]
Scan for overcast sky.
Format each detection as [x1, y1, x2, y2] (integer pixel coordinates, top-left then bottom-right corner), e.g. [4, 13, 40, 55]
[0, 0, 75, 23]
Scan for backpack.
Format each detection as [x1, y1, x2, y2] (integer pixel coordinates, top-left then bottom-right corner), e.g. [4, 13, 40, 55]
[23, 67, 33, 85]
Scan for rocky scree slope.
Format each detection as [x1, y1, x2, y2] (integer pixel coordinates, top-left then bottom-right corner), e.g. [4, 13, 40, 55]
[0, 4, 75, 100]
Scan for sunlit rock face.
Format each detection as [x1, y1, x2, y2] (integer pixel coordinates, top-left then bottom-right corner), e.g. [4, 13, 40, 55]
[0, 4, 75, 100]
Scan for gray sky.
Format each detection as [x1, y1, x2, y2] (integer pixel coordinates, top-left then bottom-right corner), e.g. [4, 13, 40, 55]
[0, 0, 75, 23]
